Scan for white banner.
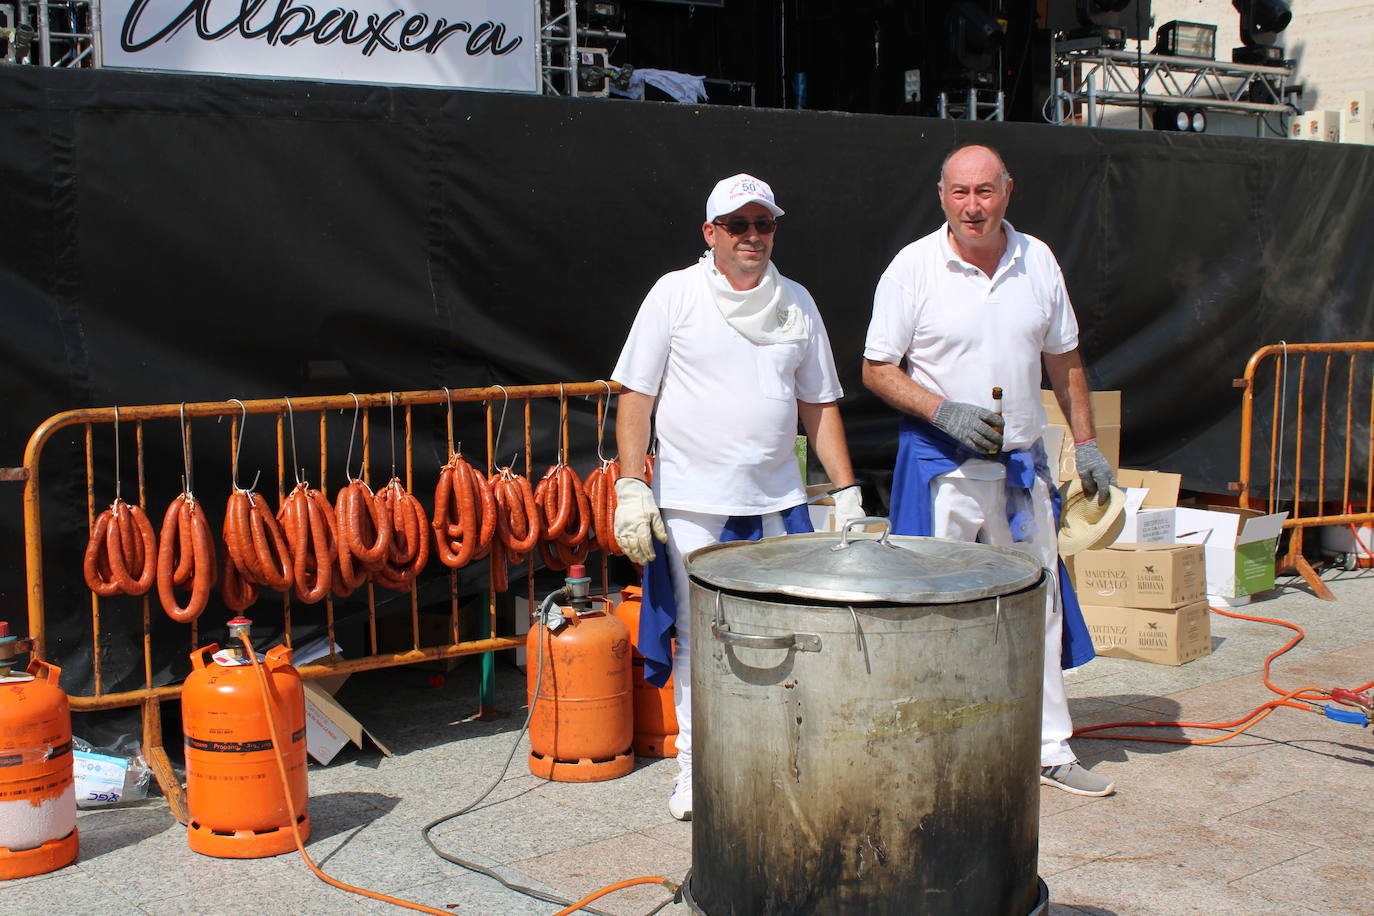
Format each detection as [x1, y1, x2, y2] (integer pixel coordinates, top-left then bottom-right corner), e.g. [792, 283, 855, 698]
[100, 0, 539, 92]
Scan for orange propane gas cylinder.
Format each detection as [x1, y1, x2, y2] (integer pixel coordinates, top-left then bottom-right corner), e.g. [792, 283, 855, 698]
[613, 586, 678, 758]
[183, 618, 309, 858]
[0, 633, 79, 881]
[527, 566, 634, 782]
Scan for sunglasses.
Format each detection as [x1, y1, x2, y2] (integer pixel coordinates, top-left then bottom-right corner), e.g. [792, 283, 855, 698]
[712, 217, 779, 236]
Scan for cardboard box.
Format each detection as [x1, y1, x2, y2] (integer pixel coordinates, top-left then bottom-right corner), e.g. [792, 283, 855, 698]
[1298, 110, 1340, 142]
[1340, 91, 1372, 145]
[1114, 469, 1181, 545]
[1173, 507, 1288, 599]
[1042, 389, 1121, 427]
[1072, 543, 1205, 609]
[1041, 390, 1121, 484]
[1080, 600, 1212, 666]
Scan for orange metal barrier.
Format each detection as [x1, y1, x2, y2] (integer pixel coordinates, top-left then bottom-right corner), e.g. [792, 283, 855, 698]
[1234, 342, 1374, 600]
[11, 381, 624, 822]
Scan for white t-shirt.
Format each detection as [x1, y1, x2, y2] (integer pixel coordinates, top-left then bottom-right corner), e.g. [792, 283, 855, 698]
[612, 261, 844, 514]
[864, 221, 1079, 479]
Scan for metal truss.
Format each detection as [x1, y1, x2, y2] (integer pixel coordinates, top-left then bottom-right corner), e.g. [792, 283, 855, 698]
[1051, 45, 1295, 127]
[938, 87, 1005, 122]
[540, 0, 578, 97]
[1, 0, 100, 68]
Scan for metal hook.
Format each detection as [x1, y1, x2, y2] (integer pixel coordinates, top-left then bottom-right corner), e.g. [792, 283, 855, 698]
[558, 382, 567, 466]
[388, 392, 398, 480]
[342, 393, 361, 482]
[229, 398, 248, 491]
[178, 403, 193, 497]
[490, 385, 510, 467]
[442, 386, 455, 455]
[595, 379, 613, 464]
[284, 396, 303, 486]
[112, 406, 122, 503]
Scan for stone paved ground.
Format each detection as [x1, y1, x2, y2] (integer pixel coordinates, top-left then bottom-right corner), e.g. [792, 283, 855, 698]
[6, 570, 1373, 915]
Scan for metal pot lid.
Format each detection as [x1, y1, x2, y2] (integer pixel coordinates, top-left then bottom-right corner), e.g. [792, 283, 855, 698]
[686, 517, 1044, 604]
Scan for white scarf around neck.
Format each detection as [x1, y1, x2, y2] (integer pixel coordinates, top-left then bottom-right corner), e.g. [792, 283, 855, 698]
[699, 251, 807, 346]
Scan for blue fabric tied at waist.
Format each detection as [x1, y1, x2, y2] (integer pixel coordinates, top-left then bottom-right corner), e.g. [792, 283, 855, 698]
[638, 503, 813, 688]
[889, 416, 1095, 670]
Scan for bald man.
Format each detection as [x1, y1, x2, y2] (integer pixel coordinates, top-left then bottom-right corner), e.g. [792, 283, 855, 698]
[862, 143, 1117, 797]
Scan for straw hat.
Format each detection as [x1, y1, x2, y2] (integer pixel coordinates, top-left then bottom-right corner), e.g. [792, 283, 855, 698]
[1058, 480, 1127, 556]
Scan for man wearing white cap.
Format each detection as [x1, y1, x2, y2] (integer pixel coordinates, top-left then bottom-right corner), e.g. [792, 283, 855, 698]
[862, 143, 1118, 797]
[611, 173, 863, 820]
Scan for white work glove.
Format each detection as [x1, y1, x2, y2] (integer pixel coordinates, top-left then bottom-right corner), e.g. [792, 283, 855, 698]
[614, 477, 667, 564]
[1074, 439, 1116, 503]
[829, 484, 865, 529]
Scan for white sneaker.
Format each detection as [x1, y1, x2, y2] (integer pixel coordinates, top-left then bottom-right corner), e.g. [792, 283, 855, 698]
[1040, 762, 1115, 797]
[668, 777, 692, 821]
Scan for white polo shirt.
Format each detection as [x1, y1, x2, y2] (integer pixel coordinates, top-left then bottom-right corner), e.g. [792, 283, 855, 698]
[864, 221, 1079, 478]
[613, 262, 843, 515]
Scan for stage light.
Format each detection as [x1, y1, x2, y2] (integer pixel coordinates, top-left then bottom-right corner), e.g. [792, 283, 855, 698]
[1153, 20, 1217, 60]
[578, 1, 624, 32]
[15, 23, 34, 61]
[947, 2, 1005, 87]
[1076, 0, 1132, 48]
[1231, 0, 1291, 65]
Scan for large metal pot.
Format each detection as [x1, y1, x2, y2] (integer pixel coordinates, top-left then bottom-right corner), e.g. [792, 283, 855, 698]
[685, 519, 1049, 916]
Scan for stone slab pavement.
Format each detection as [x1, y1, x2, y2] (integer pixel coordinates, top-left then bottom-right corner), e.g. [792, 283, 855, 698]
[5, 570, 1372, 915]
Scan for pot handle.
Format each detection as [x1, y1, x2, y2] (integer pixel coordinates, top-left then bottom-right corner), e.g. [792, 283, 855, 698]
[712, 593, 820, 652]
[711, 620, 821, 652]
[831, 516, 895, 551]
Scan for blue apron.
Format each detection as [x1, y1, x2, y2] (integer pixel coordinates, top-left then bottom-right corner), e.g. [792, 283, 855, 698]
[638, 504, 814, 687]
[889, 416, 1095, 670]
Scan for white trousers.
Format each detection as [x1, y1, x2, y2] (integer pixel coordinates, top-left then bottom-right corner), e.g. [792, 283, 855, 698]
[930, 475, 1076, 766]
[661, 508, 790, 780]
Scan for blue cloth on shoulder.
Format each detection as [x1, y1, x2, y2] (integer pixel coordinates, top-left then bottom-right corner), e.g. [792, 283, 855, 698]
[889, 416, 1095, 670]
[639, 503, 813, 687]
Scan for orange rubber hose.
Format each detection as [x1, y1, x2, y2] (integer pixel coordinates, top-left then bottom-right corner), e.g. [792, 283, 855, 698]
[551, 877, 679, 916]
[240, 633, 454, 916]
[1072, 603, 1370, 746]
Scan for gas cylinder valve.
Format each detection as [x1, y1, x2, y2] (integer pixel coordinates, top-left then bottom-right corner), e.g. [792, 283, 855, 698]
[226, 617, 253, 662]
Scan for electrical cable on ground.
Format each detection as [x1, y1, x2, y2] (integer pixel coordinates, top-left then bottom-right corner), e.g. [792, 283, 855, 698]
[418, 586, 678, 916]
[1073, 602, 1373, 745]
[239, 630, 456, 916]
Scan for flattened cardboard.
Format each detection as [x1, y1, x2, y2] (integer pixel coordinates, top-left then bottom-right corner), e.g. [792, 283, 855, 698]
[1072, 543, 1205, 608]
[1080, 600, 1212, 666]
[292, 640, 393, 766]
[303, 680, 393, 765]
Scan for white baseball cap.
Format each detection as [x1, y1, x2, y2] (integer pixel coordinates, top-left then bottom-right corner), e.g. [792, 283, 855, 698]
[705, 173, 785, 222]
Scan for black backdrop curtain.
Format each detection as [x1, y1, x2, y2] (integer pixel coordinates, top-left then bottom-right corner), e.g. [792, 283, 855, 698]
[3, 67, 1373, 692]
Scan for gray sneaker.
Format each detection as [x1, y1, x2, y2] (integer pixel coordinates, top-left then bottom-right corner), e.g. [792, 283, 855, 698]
[1040, 762, 1115, 797]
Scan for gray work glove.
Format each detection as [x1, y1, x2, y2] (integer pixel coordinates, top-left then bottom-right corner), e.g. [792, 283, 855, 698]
[932, 400, 1004, 454]
[1074, 439, 1116, 502]
[829, 485, 865, 529]
[614, 477, 668, 564]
